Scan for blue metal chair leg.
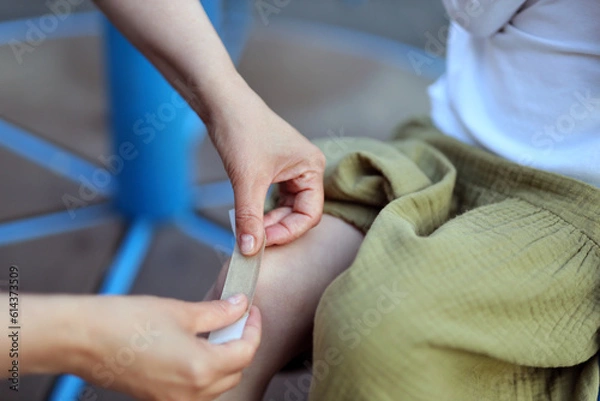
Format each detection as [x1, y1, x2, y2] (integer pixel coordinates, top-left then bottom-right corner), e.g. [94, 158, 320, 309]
[104, 20, 195, 222]
[0, 119, 113, 197]
[0, 204, 114, 246]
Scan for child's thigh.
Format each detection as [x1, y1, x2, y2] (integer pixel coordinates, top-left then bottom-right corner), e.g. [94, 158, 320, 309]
[311, 197, 600, 400]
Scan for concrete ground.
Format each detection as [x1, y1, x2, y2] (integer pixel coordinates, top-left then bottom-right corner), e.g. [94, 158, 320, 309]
[0, 2, 444, 400]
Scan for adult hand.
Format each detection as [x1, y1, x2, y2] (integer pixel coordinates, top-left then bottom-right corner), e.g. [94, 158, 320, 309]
[18, 294, 261, 401]
[209, 88, 326, 255]
[92, 0, 325, 256]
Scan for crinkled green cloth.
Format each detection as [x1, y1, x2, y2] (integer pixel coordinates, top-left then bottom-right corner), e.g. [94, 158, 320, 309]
[308, 117, 600, 401]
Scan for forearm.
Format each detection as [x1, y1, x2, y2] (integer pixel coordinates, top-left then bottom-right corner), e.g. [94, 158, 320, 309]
[1, 294, 93, 377]
[93, 0, 255, 129]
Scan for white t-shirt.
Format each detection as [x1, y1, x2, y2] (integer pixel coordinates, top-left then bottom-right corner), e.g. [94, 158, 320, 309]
[429, 0, 600, 187]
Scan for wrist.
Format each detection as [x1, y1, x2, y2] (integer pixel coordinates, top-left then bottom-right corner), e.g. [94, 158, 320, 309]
[188, 71, 264, 134]
[22, 295, 96, 376]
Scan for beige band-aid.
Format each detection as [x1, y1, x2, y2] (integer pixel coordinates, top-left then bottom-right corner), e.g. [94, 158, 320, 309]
[219, 235, 265, 306]
[208, 211, 265, 344]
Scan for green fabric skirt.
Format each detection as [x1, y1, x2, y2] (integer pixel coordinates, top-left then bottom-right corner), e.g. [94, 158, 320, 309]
[309, 117, 600, 401]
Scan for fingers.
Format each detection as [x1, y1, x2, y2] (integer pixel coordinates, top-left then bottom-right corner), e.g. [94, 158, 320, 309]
[263, 206, 293, 228]
[265, 172, 324, 246]
[206, 306, 262, 374]
[231, 176, 270, 256]
[189, 296, 249, 333]
[241, 305, 262, 345]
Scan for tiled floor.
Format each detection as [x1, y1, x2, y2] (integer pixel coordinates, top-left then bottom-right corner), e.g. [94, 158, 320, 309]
[0, 5, 440, 400]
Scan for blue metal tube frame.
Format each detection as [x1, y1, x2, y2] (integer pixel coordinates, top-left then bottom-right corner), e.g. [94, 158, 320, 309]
[0, 203, 114, 246]
[221, 0, 252, 63]
[104, 21, 195, 222]
[178, 213, 235, 254]
[0, 119, 114, 196]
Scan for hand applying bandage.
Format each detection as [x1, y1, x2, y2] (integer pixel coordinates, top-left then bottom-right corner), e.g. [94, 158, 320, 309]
[209, 90, 326, 256]
[93, 0, 325, 257]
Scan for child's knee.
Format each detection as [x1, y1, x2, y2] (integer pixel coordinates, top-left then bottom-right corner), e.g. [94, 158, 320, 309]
[212, 248, 290, 305]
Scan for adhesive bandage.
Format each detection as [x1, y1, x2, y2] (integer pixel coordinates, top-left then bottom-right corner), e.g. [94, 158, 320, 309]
[208, 210, 265, 344]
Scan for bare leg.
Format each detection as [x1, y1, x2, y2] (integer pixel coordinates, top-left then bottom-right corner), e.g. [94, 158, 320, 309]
[206, 214, 364, 401]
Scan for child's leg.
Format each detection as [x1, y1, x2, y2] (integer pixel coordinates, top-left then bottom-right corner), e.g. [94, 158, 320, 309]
[205, 214, 364, 401]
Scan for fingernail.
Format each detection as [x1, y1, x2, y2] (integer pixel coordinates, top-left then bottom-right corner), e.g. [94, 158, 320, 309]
[227, 294, 245, 305]
[240, 234, 255, 254]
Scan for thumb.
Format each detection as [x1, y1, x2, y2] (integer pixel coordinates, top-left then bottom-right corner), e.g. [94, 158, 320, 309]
[191, 295, 248, 333]
[232, 177, 268, 256]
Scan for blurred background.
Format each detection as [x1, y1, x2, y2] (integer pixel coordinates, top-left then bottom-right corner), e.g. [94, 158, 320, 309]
[0, 1, 445, 400]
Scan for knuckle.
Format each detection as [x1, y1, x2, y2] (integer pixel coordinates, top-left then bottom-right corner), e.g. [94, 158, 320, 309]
[235, 207, 260, 221]
[217, 301, 232, 315]
[230, 373, 243, 388]
[235, 208, 263, 227]
[221, 374, 243, 394]
[310, 213, 323, 228]
[313, 148, 327, 169]
[184, 360, 211, 389]
[238, 343, 257, 366]
[213, 299, 233, 317]
[193, 372, 212, 390]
